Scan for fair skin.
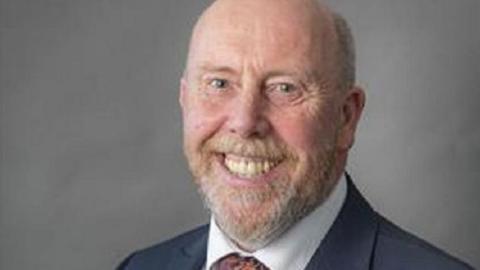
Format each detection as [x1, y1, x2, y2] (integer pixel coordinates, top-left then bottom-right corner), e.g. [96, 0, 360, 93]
[180, 0, 365, 251]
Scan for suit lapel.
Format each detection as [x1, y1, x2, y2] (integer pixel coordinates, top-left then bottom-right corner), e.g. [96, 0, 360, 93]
[305, 175, 379, 270]
[169, 225, 208, 270]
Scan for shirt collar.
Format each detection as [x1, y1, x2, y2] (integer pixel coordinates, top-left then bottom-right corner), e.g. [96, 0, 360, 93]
[206, 174, 347, 270]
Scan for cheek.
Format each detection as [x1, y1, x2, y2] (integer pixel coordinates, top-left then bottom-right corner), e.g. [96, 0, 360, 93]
[183, 99, 227, 147]
[273, 113, 324, 155]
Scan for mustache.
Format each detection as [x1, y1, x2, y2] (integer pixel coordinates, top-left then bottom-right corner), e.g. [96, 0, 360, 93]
[204, 136, 290, 160]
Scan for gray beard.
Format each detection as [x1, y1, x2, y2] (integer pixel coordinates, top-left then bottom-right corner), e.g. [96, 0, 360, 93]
[200, 175, 300, 251]
[197, 155, 336, 251]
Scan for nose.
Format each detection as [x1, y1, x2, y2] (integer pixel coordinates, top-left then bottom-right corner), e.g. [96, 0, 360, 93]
[226, 91, 270, 138]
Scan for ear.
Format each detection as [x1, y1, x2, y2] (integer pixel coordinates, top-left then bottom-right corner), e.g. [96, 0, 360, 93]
[336, 86, 366, 151]
[179, 77, 188, 110]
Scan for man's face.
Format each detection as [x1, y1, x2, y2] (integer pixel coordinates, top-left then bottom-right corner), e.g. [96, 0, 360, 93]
[180, 0, 350, 250]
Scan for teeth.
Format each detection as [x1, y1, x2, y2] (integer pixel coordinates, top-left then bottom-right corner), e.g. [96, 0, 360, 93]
[246, 162, 255, 175]
[263, 162, 270, 172]
[224, 155, 279, 178]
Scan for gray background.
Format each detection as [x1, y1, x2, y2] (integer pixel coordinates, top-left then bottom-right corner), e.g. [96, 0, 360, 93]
[1, 0, 479, 269]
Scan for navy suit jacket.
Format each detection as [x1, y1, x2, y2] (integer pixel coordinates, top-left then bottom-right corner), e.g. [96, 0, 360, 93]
[118, 176, 474, 270]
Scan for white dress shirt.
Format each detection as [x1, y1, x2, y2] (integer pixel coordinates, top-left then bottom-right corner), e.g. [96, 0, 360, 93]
[204, 174, 347, 270]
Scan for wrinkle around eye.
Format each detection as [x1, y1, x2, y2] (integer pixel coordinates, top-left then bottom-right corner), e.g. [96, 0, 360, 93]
[208, 78, 229, 89]
[197, 77, 231, 95]
[194, 78, 236, 102]
[265, 82, 304, 106]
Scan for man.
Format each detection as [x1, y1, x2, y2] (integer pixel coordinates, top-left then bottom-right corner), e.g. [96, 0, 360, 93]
[118, 0, 474, 269]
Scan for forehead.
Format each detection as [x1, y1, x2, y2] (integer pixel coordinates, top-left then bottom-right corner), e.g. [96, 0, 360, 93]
[198, 26, 311, 68]
[187, 1, 333, 76]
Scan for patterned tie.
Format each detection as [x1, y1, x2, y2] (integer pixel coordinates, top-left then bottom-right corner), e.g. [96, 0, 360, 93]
[210, 252, 270, 270]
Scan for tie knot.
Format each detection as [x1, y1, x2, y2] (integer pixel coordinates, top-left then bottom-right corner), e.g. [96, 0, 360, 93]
[211, 252, 270, 270]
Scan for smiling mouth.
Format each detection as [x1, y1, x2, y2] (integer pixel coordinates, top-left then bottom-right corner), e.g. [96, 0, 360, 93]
[222, 153, 282, 179]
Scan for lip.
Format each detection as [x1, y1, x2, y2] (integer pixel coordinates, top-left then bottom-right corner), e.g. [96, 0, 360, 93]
[213, 153, 283, 187]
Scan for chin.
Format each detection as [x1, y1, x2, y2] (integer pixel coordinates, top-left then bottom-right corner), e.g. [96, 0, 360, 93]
[198, 164, 326, 251]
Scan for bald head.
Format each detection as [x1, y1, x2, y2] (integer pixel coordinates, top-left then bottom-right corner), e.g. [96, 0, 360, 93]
[185, 0, 355, 90]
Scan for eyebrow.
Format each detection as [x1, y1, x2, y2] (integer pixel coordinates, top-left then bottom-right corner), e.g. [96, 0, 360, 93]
[264, 69, 318, 84]
[198, 64, 238, 75]
[196, 63, 318, 83]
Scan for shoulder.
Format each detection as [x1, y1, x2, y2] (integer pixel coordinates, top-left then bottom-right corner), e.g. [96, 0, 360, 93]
[373, 215, 474, 270]
[116, 224, 209, 270]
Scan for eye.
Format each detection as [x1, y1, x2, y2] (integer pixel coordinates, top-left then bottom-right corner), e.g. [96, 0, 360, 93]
[268, 82, 299, 96]
[266, 82, 303, 105]
[276, 83, 296, 94]
[208, 78, 229, 90]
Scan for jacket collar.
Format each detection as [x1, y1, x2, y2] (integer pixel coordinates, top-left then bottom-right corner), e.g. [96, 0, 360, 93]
[172, 225, 209, 270]
[305, 174, 379, 270]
